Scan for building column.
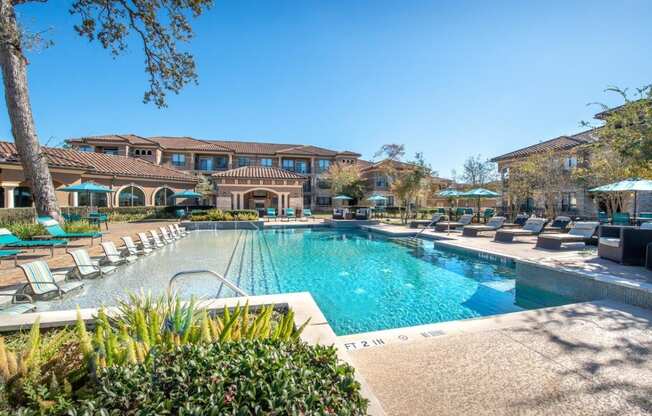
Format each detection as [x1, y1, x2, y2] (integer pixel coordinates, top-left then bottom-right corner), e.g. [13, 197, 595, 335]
[4, 186, 14, 208]
[239, 192, 245, 210]
[71, 192, 79, 207]
[228, 154, 233, 169]
[278, 193, 284, 214]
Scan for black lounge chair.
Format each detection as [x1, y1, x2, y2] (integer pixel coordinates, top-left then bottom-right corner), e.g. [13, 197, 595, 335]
[410, 213, 444, 229]
[536, 221, 599, 250]
[543, 216, 572, 233]
[494, 218, 547, 243]
[462, 216, 506, 237]
[598, 223, 652, 266]
[435, 214, 474, 232]
[514, 214, 529, 226]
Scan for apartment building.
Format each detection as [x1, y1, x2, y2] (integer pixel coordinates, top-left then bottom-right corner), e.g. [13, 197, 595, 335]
[68, 135, 364, 212]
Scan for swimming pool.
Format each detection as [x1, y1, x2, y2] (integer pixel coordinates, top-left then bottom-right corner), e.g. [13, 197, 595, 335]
[37, 229, 575, 335]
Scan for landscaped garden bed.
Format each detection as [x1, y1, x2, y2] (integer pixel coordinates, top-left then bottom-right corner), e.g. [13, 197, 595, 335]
[0, 293, 369, 415]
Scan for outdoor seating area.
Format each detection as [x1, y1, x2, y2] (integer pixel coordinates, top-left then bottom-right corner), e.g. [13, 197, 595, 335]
[0, 223, 189, 314]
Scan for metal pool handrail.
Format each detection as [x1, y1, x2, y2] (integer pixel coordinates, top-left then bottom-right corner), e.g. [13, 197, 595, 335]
[411, 217, 440, 241]
[168, 269, 248, 297]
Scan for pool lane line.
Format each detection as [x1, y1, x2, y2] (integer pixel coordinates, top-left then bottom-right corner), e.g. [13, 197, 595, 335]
[256, 231, 270, 294]
[261, 231, 282, 293]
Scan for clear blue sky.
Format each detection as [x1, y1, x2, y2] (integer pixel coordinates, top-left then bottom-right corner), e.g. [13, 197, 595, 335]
[2, 0, 651, 178]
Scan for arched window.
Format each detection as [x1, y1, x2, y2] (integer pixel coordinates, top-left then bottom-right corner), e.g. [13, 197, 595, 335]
[78, 192, 108, 207]
[118, 186, 145, 207]
[14, 186, 33, 207]
[154, 187, 173, 206]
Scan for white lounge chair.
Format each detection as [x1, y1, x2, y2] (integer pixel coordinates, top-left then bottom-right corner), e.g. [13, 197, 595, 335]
[68, 248, 117, 279]
[159, 227, 175, 244]
[18, 260, 84, 299]
[149, 230, 167, 247]
[101, 241, 137, 265]
[122, 236, 152, 256]
[435, 214, 474, 232]
[174, 223, 187, 236]
[536, 222, 599, 250]
[139, 232, 162, 249]
[0, 293, 35, 315]
[167, 224, 182, 240]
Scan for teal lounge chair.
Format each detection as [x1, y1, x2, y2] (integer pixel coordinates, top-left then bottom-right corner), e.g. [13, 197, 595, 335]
[612, 212, 631, 226]
[302, 208, 313, 221]
[0, 249, 23, 266]
[598, 211, 610, 224]
[284, 208, 296, 221]
[19, 260, 83, 299]
[0, 228, 68, 257]
[38, 216, 102, 245]
[0, 293, 35, 315]
[482, 208, 495, 223]
[267, 208, 277, 221]
[88, 212, 109, 230]
[63, 213, 82, 222]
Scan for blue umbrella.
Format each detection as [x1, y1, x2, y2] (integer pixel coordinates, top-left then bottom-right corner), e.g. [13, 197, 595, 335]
[333, 195, 353, 200]
[367, 194, 388, 201]
[461, 188, 500, 222]
[170, 190, 202, 199]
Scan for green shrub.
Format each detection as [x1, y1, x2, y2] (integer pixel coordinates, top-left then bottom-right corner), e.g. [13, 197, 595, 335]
[0, 222, 46, 239]
[190, 209, 259, 222]
[62, 220, 96, 234]
[73, 340, 368, 415]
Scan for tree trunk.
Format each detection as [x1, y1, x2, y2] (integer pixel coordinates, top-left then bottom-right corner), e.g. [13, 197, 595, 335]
[0, 1, 61, 222]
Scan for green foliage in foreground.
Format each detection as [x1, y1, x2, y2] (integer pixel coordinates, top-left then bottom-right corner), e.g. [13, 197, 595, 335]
[191, 209, 259, 222]
[0, 222, 46, 239]
[72, 340, 368, 415]
[0, 293, 366, 416]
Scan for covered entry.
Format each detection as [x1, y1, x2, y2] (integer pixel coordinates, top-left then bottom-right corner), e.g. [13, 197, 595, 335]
[212, 166, 306, 215]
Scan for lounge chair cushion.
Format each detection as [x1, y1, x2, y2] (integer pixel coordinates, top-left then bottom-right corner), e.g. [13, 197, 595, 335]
[0, 303, 36, 315]
[567, 222, 599, 238]
[599, 237, 621, 248]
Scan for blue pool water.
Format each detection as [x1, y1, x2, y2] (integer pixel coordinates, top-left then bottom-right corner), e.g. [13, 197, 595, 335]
[38, 229, 575, 335]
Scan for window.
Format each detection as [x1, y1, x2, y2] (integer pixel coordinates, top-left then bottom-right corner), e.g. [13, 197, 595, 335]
[563, 157, 577, 170]
[303, 195, 311, 206]
[317, 180, 331, 189]
[561, 192, 577, 212]
[197, 157, 213, 171]
[78, 145, 92, 153]
[386, 196, 394, 206]
[154, 187, 173, 206]
[238, 157, 251, 167]
[146, 150, 152, 155]
[317, 159, 331, 173]
[281, 159, 294, 171]
[118, 186, 145, 207]
[317, 197, 331, 206]
[295, 161, 309, 174]
[215, 156, 229, 169]
[303, 181, 311, 193]
[134, 149, 141, 156]
[13, 186, 33, 207]
[260, 158, 273, 167]
[171, 154, 186, 167]
[102, 147, 119, 155]
[375, 175, 388, 188]
[79, 191, 107, 207]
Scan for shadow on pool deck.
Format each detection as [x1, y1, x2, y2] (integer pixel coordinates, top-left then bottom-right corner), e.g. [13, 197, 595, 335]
[347, 300, 652, 416]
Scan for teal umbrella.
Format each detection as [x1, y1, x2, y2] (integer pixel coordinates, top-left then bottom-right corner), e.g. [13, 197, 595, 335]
[333, 195, 353, 200]
[367, 194, 388, 201]
[437, 189, 464, 197]
[60, 182, 112, 210]
[461, 188, 500, 222]
[589, 178, 652, 219]
[170, 190, 202, 199]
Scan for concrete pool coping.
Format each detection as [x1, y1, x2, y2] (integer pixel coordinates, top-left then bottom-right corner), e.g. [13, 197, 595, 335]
[0, 291, 385, 416]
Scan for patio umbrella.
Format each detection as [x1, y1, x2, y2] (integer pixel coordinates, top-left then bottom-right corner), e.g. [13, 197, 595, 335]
[461, 188, 500, 222]
[333, 195, 353, 200]
[437, 188, 464, 234]
[60, 182, 112, 211]
[170, 190, 202, 211]
[589, 178, 652, 219]
[367, 194, 388, 202]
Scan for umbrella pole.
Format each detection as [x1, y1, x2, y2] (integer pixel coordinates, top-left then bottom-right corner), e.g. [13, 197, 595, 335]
[634, 191, 638, 225]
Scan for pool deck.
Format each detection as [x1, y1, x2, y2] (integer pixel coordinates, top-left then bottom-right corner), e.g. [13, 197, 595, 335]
[361, 223, 652, 292]
[344, 299, 652, 415]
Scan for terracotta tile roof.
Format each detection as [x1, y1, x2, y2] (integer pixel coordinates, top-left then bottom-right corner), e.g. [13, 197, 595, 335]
[0, 141, 197, 183]
[212, 166, 307, 180]
[147, 137, 233, 152]
[69, 135, 359, 157]
[490, 128, 600, 162]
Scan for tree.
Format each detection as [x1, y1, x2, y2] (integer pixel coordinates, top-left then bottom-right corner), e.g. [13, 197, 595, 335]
[324, 162, 367, 201]
[376, 144, 432, 224]
[0, 0, 212, 220]
[505, 149, 568, 218]
[586, 85, 652, 178]
[461, 154, 497, 187]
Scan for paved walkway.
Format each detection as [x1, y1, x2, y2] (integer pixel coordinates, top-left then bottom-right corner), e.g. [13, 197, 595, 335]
[0, 220, 180, 290]
[347, 300, 652, 416]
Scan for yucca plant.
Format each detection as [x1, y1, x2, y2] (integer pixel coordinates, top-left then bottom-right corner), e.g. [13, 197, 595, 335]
[79, 292, 309, 373]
